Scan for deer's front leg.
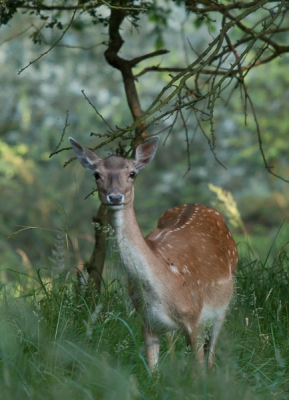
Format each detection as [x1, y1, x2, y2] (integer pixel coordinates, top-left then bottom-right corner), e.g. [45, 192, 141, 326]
[142, 324, 160, 372]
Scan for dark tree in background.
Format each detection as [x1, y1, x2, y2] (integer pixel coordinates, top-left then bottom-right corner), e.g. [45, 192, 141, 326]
[1, 0, 289, 290]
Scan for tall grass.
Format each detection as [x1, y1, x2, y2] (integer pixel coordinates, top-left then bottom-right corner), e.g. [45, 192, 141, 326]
[0, 248, 289, 399]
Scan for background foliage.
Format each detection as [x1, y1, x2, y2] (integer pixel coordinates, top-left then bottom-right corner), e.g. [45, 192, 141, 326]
[1, 6, 289, 268]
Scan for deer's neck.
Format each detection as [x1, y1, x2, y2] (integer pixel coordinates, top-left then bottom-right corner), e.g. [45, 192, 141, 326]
[109, 205, 156, 286]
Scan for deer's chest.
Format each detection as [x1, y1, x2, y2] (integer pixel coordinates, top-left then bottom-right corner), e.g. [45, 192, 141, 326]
[117, 238, 177, 331]
[112, 213, 178, 332]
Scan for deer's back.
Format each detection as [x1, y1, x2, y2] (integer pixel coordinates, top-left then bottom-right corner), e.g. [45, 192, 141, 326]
[145, 204, 238, 304]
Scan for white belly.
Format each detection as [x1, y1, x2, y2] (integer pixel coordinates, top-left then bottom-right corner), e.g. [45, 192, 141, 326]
[199, 304, 227, 324]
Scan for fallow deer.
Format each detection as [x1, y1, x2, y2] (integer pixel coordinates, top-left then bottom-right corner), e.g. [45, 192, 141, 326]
[69, 136, 238, 372]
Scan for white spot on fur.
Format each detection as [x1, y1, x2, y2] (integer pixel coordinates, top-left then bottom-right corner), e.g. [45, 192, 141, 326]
[183, 265, 191, 275]
[170, 265, 178, 274]
[153, 231, 163, 240]
[217, 277, 232, 285]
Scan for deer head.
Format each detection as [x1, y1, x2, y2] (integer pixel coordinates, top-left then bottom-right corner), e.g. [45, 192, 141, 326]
[69, 137, 159, 210]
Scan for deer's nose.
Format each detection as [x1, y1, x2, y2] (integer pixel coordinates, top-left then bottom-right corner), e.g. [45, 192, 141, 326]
[108, 194, 124, 205]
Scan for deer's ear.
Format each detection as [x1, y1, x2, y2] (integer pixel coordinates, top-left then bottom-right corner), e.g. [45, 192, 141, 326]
[133, 137, 159, 171]
[69, 137, 101, 171]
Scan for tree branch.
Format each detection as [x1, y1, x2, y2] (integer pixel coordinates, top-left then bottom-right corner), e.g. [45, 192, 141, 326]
[17, 1, 146, 12]
[18, 3, 79, 75]
[130, 49, 169, 67]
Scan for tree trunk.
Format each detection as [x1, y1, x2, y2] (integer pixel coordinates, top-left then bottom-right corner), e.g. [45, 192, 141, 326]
[85, 6, 158, 292]
[83, 204, 108, 293]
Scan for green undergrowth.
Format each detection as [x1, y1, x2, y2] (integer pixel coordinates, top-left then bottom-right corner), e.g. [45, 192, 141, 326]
[0, 250, 289, 399]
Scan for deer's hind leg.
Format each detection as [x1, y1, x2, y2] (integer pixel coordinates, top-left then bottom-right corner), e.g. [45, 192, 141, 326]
[205, 309, 227, 369]
[186, 322, 205, 369]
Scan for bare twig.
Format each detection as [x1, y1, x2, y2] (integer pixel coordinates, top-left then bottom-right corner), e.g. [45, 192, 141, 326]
[49, 111, 70, 158]
[0, 24, 33, 46]
[84, 188, 98, 200]
[194, 108, 227, 170]
[247, 85, 289, 183]
[187, 0, 274, 13]
[163, 112, 179, 145]
[179, 97, 191, 177]
[18, 3, 79, 75]
[134, 66, 186, 79]
[99, 0, 147, 11]
[81, 90, 114, 133]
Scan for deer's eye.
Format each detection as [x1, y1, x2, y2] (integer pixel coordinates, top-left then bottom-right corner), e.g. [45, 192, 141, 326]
[94, 172, 101, 181]
[129, 171, 136, 179]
